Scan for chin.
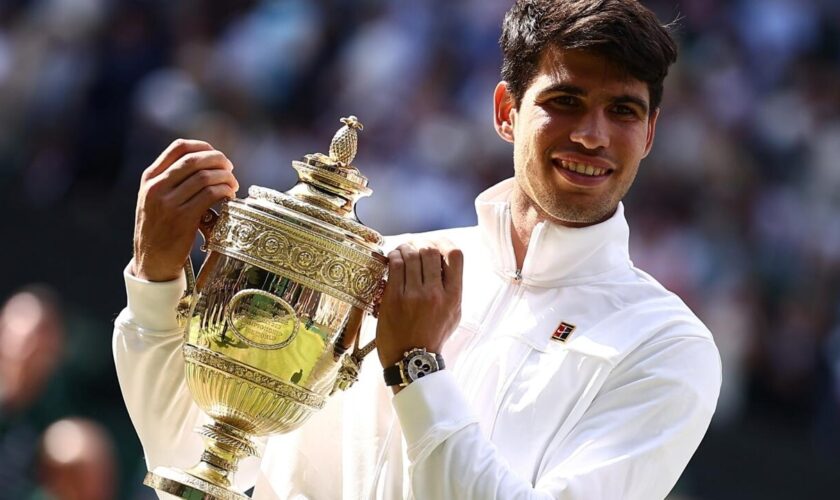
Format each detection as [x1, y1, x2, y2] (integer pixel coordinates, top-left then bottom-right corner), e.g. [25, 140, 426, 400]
[544, 198, 616, 226]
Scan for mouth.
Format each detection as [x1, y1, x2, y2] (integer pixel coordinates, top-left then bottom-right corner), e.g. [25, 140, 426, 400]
[552, 158, 614, 187]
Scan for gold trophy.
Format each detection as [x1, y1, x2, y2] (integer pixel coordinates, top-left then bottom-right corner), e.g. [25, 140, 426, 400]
[143, 116, 387, 499]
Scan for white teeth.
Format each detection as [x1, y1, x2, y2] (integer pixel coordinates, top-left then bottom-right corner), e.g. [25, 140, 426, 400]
[559, 160, 607, 177]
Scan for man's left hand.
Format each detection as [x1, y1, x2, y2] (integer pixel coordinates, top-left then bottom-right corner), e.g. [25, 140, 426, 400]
[375, 240, 464, 371]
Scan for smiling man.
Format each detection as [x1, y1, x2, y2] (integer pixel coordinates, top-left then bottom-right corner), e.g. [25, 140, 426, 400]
[502, 47, 656, 232]
[114, 1, 721, 499]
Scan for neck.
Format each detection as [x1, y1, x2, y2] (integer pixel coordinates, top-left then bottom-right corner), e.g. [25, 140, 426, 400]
[509, 184, 610, 269]
[509, 187, 544, 270]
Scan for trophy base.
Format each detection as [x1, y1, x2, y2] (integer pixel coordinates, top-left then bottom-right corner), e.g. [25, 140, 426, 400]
[144, 467, 249, 500]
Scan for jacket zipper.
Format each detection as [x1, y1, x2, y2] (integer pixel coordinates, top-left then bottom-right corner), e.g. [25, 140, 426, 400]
[469, 205, 527, 353]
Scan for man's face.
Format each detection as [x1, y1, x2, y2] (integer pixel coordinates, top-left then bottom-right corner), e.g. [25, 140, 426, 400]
[494, 48, 659, 226]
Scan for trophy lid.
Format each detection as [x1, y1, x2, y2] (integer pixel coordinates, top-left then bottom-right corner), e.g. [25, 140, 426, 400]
[242, 116, 384, 249]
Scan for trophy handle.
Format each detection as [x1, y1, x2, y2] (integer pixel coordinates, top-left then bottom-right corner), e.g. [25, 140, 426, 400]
[371, 277, 386, 318]
[330, 277, 386, 393]
[178, 208, 220, 324]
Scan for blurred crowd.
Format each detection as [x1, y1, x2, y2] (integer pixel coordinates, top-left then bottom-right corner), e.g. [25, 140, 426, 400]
[1, 0, 839, 498]
[0, 288, 115, 499]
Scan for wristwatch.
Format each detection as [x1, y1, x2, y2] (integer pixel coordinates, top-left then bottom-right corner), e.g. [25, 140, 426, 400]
[383, 348, 445, 387]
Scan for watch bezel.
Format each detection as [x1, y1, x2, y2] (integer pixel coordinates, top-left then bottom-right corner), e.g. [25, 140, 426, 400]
[401, 349, 440, 384]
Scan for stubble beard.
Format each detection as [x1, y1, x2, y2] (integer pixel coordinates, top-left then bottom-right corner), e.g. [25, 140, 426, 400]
[516, 165, 630, 227]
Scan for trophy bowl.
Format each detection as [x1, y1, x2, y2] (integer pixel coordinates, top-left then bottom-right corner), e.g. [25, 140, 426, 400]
[143, 117, 387, 500]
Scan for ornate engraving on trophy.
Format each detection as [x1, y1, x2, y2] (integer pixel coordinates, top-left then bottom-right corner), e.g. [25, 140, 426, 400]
[226, 289, 299, 349]
[207, 205, 386, 310]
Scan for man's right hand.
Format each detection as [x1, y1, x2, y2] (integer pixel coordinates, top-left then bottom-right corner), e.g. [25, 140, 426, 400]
[132, 139, 239, 282]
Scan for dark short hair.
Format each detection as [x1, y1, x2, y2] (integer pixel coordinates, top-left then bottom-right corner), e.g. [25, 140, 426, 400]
[500, 0, 678, 112]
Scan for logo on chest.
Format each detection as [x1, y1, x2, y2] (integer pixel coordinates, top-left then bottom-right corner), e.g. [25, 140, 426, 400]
[551, 321, 576, 343]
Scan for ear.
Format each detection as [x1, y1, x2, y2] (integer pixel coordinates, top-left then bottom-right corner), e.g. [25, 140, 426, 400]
[641, 108, 660, 159]
[494, 81, 516, 144]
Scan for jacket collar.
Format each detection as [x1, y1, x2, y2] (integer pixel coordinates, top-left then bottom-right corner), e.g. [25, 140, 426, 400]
[474, 178, 632, 286]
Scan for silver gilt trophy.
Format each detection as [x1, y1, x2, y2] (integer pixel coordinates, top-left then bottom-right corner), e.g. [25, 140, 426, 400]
[143, 116, 386, 499]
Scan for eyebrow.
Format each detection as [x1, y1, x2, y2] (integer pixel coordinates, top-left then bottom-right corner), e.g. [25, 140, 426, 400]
[538, 83, 650, 114]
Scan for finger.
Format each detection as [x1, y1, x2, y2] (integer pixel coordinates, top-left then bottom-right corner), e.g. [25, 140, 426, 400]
[419, 244, 442, 287]
[181, 184, 236, 218]
[385, 249, 405, 296]
[161, 150, 235, 189]
[169, 169, 239, 206]
[399, 243, 423, 291]
[440, 242, 464, 295]
[144, 139, 214, 180]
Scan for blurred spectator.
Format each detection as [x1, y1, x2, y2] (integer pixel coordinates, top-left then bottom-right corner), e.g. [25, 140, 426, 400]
[36, 418, 117, 500]
[0, 287, 63, 412]
[0, 286, 66, 498]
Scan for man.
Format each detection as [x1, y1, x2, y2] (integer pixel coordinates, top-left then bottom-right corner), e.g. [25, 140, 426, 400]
[114, 1, 721, 498]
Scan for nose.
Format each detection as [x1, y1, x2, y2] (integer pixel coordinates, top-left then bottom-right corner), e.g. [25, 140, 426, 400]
[569, 111, 610, 150]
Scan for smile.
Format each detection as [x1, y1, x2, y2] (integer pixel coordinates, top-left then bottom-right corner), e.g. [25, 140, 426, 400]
[556, 160, 611, 177]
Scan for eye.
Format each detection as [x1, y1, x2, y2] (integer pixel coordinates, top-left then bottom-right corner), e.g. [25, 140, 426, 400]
[551, 95, 579, 107]
[611, 104, 638, 117]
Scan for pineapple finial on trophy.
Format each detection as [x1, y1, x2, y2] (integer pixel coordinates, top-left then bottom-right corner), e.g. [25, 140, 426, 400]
[280, 114, 373, 219]
[329, 116, 364, 166]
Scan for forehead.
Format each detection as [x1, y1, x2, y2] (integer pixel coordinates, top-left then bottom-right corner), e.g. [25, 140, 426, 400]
[527, 47, 649, 101]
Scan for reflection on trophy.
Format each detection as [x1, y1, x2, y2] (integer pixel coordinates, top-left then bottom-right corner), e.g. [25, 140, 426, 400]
[143, 116, 387, 499]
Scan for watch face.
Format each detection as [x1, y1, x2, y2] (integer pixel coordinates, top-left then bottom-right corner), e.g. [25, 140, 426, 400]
[405, 352, 438, 381]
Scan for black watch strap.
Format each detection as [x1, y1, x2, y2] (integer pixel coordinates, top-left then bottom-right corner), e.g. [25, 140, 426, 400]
[383, 364, 405, 386]
[383, 351, 445, 387]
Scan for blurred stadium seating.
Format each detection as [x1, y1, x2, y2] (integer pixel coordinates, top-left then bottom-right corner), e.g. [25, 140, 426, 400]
[1, 0, 838, 498]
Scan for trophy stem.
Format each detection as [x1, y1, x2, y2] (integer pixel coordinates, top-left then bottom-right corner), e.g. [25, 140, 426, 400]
[195, 420, 259, 486]
[144, 421, 259, 500]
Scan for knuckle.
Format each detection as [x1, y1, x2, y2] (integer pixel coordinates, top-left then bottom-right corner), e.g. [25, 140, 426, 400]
[214, 149, 231, 164]
[181, 151, 201, 167]
[388, 259, 404, 273]
[172, 137, 208, 150]
[195, 169, 215, 184]
[420, 247, 440, 259]
[170, 138, 192, 156]
[144, 179, 164, 197]
[141, 165, 156, 181]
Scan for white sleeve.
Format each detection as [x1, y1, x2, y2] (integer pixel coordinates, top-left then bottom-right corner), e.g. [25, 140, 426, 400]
[392, 335, 721, 500]
[112, 263, 260, 494]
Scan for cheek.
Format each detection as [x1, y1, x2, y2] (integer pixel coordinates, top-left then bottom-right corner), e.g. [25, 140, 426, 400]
[515, 118, 554, 162]
[615, 127, 650, 164]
